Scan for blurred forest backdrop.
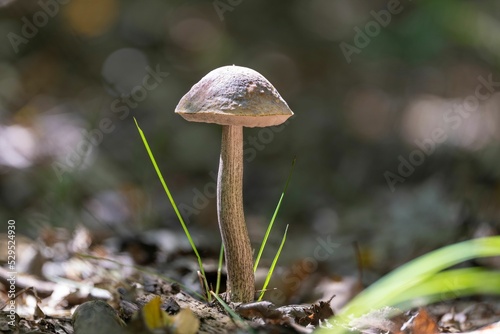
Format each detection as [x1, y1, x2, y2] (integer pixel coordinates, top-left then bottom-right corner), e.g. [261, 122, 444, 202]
[1, 0, 500, 280]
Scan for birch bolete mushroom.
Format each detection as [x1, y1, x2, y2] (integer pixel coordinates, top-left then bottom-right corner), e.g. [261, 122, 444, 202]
[175, 65, 293, 302]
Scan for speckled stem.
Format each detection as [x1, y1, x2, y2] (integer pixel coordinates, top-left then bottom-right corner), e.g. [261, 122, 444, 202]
[217, 125, 254, 302]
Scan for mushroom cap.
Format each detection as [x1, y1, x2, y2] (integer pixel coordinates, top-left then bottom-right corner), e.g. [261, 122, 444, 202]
[175, 65, 294, 127]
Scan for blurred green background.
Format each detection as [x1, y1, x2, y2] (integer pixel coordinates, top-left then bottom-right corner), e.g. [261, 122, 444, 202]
[1, 0, 499, 277]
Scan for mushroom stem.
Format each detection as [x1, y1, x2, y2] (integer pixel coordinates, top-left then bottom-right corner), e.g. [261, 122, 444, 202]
[217, 125, 254, 302]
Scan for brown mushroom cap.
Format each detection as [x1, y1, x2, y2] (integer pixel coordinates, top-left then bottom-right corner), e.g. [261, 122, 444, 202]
[175, 65, 294, 127]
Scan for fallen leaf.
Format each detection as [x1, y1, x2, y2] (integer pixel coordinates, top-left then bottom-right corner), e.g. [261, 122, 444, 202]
[171, 308, 200, 334]
[412, 308, 439, 334]
[142, 295, 172, 330]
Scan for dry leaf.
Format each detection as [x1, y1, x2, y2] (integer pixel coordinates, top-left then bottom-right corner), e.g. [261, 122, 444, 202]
[171, 308, 200, 334]
[412, 308, 439, 334]
[142, 295, 172, 330]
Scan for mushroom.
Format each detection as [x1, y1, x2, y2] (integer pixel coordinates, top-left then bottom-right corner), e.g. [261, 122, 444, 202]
[175, 65, 293, 302]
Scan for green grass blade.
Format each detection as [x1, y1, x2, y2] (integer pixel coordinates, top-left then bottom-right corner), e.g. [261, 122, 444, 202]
[258, 224, 289, 301]
[254, 157, 295, 272]
[317, 236, 500, 334]
[210, 291, 249, 330]
[340, 236, 500, 316]
[134, 118, 210, 301]
[215, 243, 224, 296]
[393, 268, 500, 308]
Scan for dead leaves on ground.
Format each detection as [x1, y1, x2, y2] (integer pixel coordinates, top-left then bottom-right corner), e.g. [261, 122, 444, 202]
[1, 226, 500, 334]
[235, 295, 335, 328]
[349, 307, 500, 334]
[66, 296, 199, 334]
[134, 296, 199, 334]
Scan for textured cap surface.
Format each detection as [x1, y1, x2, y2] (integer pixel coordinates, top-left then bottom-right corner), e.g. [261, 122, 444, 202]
[175, 65, 293, 127]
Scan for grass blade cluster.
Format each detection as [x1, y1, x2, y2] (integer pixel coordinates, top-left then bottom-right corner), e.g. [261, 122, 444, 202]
[393, 267, 500, 308]
[318, 236, 500, 334]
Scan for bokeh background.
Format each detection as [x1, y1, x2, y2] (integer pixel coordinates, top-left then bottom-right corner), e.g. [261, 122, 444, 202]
[1, 0, 499, 281]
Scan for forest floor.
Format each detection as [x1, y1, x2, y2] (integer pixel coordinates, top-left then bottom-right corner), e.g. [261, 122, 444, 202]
[1, 226, 499, 334]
